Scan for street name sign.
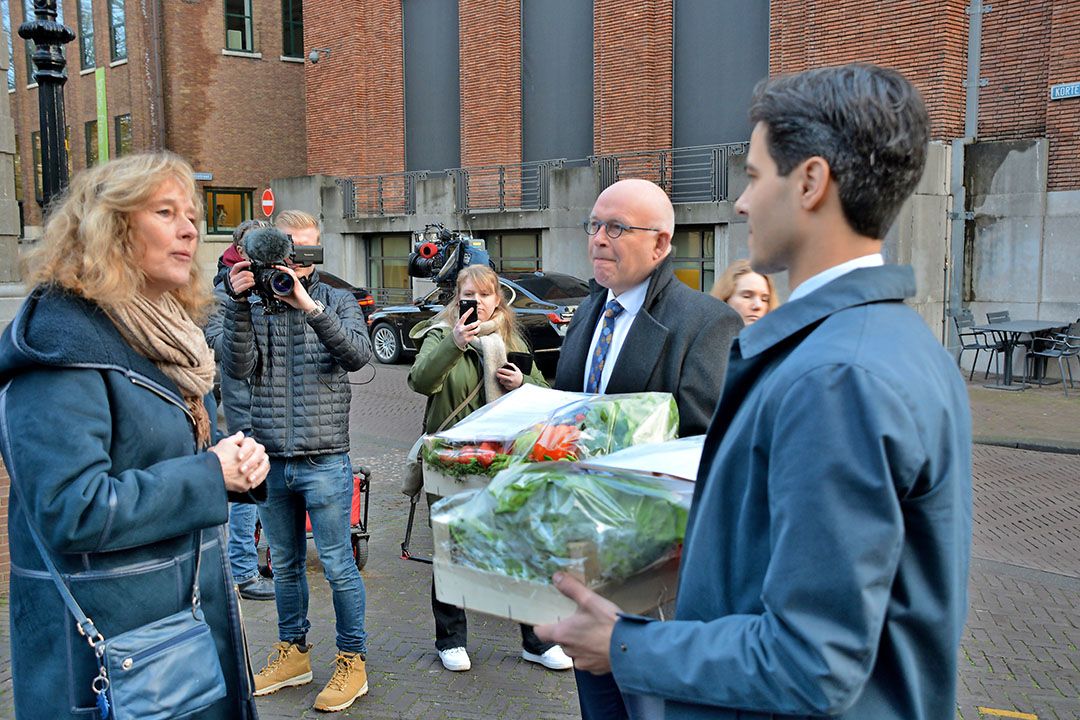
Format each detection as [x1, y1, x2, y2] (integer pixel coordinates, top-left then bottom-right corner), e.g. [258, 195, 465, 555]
[1050, 82, 1080, 101]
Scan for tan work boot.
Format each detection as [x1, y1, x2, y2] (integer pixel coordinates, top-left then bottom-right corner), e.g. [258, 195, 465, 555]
[313, 651, 368, 712]
[253, 642, 313, 696]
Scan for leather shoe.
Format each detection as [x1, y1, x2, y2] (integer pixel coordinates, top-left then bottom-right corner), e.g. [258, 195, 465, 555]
[237, 575, 275, 601]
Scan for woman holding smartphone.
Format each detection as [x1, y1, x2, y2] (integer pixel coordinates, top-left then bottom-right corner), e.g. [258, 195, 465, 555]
[407, 265, 573, 674]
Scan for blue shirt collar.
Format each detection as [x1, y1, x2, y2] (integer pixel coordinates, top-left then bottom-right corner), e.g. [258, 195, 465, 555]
[736, 264, 917, 359]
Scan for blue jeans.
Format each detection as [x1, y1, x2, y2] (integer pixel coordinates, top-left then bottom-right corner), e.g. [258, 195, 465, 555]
[259, 453, 366, 654]
[576, 669, 629, 720]
[227, 502, 260, 583]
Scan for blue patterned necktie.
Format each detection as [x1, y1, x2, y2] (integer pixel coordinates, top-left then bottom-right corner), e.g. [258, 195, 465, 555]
[586, 299, 624, 393]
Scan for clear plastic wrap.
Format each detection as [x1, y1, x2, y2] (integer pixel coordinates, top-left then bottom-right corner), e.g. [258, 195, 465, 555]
[430, 461, 693, 588]
[420, 388, 679, 488]
[508, 392, 679, 464]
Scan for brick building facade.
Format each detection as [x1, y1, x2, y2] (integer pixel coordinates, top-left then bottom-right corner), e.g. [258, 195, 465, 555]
[8, 0, 306, 233]
[305, 0, 1077, 190]
[770, 0, 1078, 190]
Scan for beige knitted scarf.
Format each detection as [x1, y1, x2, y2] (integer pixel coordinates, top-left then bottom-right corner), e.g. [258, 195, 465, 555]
[469, 320, 509, 403]
[107, 293, 216, 448]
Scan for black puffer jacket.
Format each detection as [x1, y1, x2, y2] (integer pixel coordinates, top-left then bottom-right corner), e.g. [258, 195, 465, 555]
[221, 271, 371, 456]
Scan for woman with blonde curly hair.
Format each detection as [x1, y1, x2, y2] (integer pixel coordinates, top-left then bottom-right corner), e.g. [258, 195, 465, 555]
[0, 152, 268, 720]
[710, 259, 779, 325]
[408, 264, 573, 674]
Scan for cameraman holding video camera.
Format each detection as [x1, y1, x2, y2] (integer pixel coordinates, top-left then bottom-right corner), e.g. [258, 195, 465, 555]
[221, 210, 373, 713]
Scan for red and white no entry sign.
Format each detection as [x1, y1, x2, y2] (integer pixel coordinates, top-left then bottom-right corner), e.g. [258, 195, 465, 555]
[261, 188, 275, 217]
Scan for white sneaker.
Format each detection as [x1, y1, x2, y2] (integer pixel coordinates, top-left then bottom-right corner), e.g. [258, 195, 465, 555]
[522, 644, 573, 670]
[438, 646, 471, 671]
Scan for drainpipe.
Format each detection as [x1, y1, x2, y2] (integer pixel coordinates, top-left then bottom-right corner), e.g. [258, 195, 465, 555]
[946, 1, 990, 355]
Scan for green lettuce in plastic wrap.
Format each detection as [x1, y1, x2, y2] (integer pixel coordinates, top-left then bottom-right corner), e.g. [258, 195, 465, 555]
[431, 462, 692, 587]
[511, 392, 679, 463]
[421, 390, 679, 479]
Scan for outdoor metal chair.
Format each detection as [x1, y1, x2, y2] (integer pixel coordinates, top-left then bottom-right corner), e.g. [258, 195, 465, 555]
[1022, 326, 1080, 397]
[953, 309, 1002, 381]
[985, 309, 1033, 357]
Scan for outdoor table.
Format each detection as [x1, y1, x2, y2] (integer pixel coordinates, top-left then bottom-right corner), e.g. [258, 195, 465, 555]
[972, 319, 1069, 389]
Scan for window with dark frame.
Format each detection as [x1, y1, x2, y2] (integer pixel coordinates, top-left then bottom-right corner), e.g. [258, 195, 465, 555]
[225, 0, 254, 52]
[109, 0, 126, 61]
[31, 131, 41, 201]
[22, 0, 34, 83]
[3, 0, 15, 90]
[77, 0, 94, 69]
[366, 234, 412, 305]
[114, 113, 132, 157]
[13, 141, 22, 202]
[671, 227, 716, 292]
[481, 232, 542, 274]
[281, 0, 303, 58]
[205, 188, 253, 234]
[84, 120, 98, 167]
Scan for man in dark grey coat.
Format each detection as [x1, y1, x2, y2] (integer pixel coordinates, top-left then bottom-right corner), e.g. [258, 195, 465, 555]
[552, 178, 742, 717]
[555, 178, 742, 436]
[222, 210, 373, 713]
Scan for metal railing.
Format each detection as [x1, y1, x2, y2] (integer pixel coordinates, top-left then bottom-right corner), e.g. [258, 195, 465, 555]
[338, 143, 747, 219]
[339, 171, 428, 218]
[591, 142, 748, 203]
[452, 160, 564, 214]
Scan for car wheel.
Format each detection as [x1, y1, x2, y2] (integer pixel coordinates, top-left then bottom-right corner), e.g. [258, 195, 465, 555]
[371, 323, 402, 364]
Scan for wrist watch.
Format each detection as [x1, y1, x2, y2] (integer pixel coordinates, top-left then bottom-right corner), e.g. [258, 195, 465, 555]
[306, 300, 325, 318]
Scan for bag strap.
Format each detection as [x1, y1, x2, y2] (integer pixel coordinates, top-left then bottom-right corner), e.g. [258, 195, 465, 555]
[14, 480, 205, 648]
[437, 382, 482, 433]
[409, 382, 482, 465]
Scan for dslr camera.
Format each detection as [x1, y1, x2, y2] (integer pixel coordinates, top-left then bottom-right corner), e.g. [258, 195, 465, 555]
[408, 223, 492, 288]
[240, 227, 324, 314]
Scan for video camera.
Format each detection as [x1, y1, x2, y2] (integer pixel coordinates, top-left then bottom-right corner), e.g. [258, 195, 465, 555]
[241, 227, 324, 315]
[407, 224, 492, 288]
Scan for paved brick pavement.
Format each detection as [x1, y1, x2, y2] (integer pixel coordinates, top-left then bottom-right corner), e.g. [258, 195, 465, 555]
[0, 362, 1077, 719]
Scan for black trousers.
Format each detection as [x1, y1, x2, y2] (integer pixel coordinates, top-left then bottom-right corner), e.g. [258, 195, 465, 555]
[431, 579, 552, 654]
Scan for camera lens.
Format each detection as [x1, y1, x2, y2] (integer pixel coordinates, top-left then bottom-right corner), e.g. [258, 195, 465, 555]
[270, 271, 295, 296]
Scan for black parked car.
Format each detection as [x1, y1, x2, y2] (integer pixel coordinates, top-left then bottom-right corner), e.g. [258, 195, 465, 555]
[366, 271, 590, 373]
[319, 270, 376, 322]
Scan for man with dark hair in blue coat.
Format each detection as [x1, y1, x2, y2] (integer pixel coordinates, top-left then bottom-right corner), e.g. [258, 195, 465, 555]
[539, 63, 972, 720]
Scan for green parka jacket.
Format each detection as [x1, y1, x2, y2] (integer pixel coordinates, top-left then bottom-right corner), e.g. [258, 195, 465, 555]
[407, 320, 548, 434]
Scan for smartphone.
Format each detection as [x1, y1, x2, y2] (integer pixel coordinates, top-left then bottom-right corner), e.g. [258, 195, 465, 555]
[458, 299, 478, 322]
[506, 351, 533, 375]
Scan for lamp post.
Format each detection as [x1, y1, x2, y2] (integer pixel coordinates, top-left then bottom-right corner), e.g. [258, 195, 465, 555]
[18, 0, 75, 208]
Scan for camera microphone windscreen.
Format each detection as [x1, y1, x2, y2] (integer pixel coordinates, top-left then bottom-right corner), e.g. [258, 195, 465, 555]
[243, 227, 293, 265]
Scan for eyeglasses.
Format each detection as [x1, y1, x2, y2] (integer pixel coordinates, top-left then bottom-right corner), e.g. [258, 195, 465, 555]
[583, 219, 660, 239]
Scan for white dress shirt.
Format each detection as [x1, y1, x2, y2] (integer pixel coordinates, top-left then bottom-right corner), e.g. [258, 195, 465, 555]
[582, 279, 650, 394]
[787, 253, 884, 302]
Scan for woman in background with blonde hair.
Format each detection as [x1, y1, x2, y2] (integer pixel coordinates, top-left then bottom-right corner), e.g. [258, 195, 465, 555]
[711, 259, 779, 325]
[0, 152, 267, 719]
[408, 264, 573, 674]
